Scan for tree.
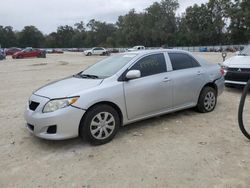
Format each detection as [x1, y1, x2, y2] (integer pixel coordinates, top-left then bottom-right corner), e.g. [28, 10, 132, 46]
[18, 26, 44, 48]
[227, 0, 250, 43]
[85, 19, 116, 47]
[0, 26, 18, 48]
[144, 0, 179, 46]
[55, 25, 75, 47]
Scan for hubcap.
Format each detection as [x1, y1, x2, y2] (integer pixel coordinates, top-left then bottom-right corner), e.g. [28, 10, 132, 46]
[90, 112, 115, 140]
[204, 91, 216, 111]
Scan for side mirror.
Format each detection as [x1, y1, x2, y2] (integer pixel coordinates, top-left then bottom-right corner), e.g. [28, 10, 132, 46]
[125, 70, 141, 80]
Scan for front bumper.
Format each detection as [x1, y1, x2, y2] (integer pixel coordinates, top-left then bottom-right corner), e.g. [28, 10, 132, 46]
[24, 94, 85, 140]
[225, 80, 247, 86]
[224, 69, 250, 86]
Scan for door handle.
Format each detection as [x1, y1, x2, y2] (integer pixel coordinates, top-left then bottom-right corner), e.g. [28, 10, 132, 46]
[163, 77, 171, 82]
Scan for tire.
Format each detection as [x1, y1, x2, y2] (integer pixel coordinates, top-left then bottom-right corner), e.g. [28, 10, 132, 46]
[38, 52, 46, 58]
[87, 52, 92, 56]
[101, 52, 106, 56]
[238, 80, 250, 139]
[196, 86, 217, 113]
[80, 104, 120, 145]
[17, 55, 23, 59]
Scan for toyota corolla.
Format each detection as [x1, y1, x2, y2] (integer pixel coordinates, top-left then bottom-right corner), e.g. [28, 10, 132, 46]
[24, 49, 224, 145]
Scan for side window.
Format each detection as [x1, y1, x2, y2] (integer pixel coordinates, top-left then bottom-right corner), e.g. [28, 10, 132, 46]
[168, 53, 200, 71]
[95, 47, 103, 50]
[130, 53, 167, 77]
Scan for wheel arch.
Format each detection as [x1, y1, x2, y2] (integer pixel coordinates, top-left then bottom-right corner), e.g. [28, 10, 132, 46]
[202, 82, 218, 95]
[78, 101, 123, 135]
[196, 82, 218, 105]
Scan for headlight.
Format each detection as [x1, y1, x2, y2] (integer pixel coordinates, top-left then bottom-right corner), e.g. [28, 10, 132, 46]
[43, 97, 79, 113]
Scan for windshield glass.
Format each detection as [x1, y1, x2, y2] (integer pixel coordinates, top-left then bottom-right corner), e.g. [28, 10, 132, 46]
[80, 53, 138, 78]
[240, 46, 250, 56]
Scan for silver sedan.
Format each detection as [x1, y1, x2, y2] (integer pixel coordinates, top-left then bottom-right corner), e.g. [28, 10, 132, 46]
[24, 49, 224, 145]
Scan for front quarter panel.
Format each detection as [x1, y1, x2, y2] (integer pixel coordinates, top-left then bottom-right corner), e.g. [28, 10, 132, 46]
[72, 80, 128, 124]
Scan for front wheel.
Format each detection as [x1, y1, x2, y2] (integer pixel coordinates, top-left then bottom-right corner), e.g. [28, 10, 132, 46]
[196, 87, 217, 113]
[80, 104, 120, 145]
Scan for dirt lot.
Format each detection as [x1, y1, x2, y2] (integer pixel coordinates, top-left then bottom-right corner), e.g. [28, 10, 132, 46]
[0, 52, 249, 188]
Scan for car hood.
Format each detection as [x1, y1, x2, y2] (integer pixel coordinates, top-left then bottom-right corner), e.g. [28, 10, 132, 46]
[34, 77, 103, 99]
[223, 56, 250, 68]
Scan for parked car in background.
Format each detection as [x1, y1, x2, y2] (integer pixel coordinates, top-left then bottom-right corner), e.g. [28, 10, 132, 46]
[25, 49, 224, 145]
[67, 48, 84, 52]
[84, 47, 109, 56]
[0, 49, 6, 60]
[52, 49, 63, 54]
[12, 48, 46, 59]
[5, 47, 22, 56]
[128, 46, 145, 52]
[46, 49, 64, 54]
[222, 45, 250, 86]
[199, 47, 208, 52]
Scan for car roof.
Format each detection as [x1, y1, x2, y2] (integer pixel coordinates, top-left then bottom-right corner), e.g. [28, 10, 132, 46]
[125, 49, 192, 55]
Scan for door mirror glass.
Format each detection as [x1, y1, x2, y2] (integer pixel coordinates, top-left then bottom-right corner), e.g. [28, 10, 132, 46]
[126, 70, 141, 80]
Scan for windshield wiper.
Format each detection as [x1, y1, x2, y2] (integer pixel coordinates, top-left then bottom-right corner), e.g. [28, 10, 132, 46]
[74, 73, 99, 79]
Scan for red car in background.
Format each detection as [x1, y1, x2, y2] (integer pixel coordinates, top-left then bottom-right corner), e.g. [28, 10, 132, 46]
[12, 48, 46, 59]
[5, 47, 22, 56]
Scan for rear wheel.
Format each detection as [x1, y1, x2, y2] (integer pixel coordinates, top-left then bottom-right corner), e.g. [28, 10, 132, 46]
[196, 87, 217, 113]
[80, 104, 120, 145]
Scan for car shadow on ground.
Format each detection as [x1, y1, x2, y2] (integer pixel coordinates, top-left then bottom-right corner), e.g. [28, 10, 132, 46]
[26, 108, 199, 150]
[225, 85, 248, 94]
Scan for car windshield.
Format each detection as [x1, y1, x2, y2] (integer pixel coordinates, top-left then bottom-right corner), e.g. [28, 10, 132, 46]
[240, 46, 250, 56]
[79, 53, 138, 78]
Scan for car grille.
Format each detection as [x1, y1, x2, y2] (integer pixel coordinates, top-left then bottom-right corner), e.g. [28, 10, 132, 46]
[225, 68, 250, 82]
[227, 68, 250, 72]
[29, 101, 40, 111]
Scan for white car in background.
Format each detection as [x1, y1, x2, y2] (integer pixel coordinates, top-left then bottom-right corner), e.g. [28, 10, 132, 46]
[222, 45, 250, 86]
[84, 47, 109, 56]
[128, 46, 145, 52]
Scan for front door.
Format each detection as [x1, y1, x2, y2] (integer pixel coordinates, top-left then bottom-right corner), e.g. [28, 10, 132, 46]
[123, 53, 173, 120]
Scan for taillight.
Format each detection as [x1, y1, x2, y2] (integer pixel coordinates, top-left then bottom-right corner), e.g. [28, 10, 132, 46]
[220, 67, 225, 76]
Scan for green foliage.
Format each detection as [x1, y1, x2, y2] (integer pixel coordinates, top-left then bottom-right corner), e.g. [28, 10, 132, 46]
[0, 0, 250, 48]
[18, 26, 45, 48]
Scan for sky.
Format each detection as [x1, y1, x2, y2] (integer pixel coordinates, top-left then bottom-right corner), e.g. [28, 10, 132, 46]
[0, 0, 207, 34]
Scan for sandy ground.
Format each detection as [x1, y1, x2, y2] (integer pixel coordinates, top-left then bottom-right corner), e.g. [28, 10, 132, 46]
[0, 52, 249, 188]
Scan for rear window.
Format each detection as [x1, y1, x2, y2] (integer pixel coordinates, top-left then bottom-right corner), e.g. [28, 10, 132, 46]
[168, 53, 200, 70]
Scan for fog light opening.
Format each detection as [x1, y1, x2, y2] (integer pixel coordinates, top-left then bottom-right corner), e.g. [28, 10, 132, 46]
[47, 125, 57, 134]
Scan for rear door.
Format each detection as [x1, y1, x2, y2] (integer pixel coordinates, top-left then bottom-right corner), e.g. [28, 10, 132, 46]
[123, 53, 173, 120]
[167, 52, 205, 108]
